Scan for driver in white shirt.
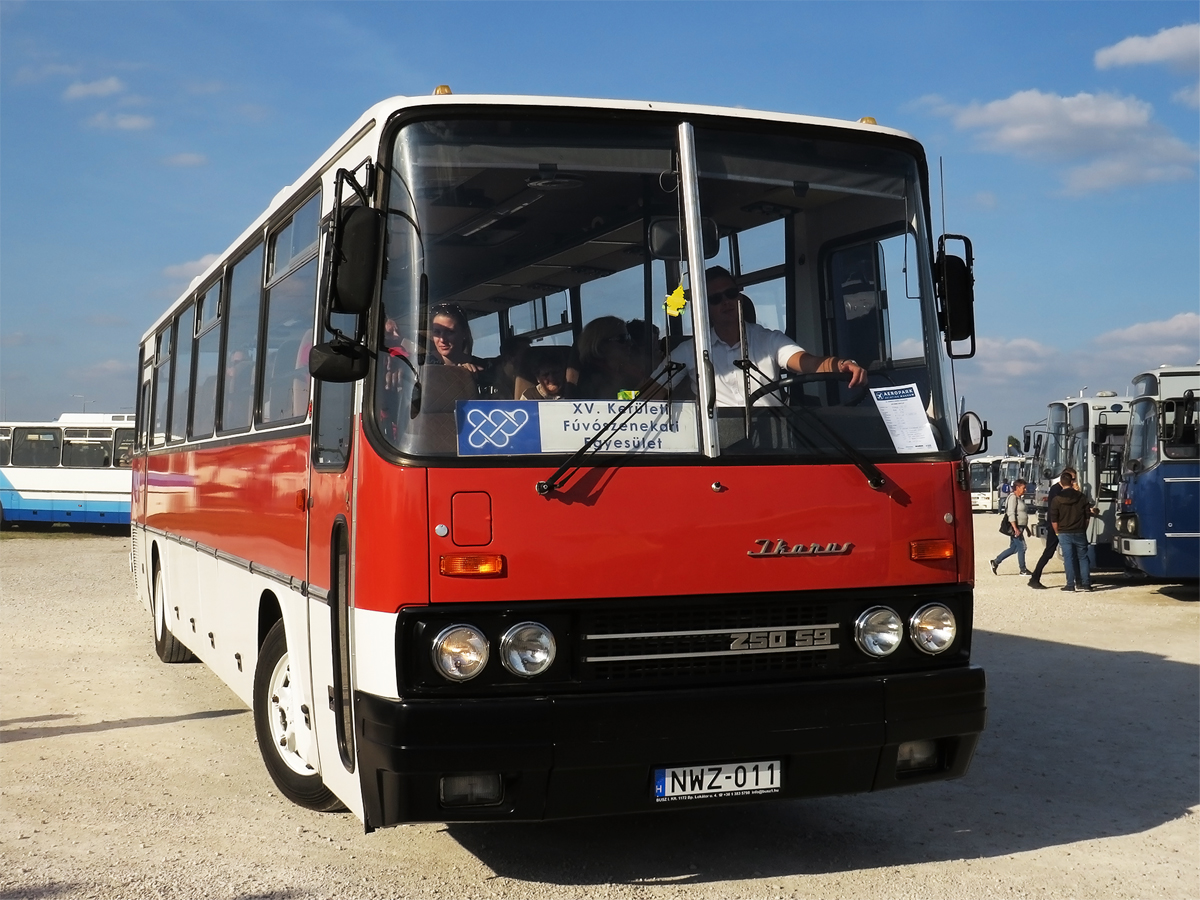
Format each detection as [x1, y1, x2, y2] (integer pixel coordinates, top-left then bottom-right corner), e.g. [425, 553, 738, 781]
[669, 266, 866, 406]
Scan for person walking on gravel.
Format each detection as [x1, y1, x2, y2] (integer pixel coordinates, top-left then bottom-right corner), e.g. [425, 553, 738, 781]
[990, 478, 1031, 576]
[1050, 469, 1097, 592]
[1028, 466, 1075, 589]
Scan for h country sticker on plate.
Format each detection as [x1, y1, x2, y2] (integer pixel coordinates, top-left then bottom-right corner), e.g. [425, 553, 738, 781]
[653, 760, 781, 802]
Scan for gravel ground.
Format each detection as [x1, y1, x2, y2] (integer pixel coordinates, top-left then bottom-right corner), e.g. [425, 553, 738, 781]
[1, 525, 1196, 900]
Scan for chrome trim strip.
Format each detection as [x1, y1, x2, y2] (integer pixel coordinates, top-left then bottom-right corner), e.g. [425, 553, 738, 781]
[586, 623, 839, 640]
[1165, 532, 1200, 538]
[586, 644, 840, 663]
[307, 585, 330, 604]
[1163, 477, 1200, 483]
[143, 524, 304, 593]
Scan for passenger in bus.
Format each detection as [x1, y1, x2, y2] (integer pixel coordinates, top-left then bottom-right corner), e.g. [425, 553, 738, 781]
[520, 347, 572, 400]
[626, 319, 664, 382]
[669, 267, 866, 407]
[428, 303, 485, 373]
[576, 316, 644, 400]
[223, 348, 254, 424]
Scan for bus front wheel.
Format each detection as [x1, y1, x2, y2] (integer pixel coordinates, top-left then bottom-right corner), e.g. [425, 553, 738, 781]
[253, 620, 344, 812]
[153, 566, 194, 663]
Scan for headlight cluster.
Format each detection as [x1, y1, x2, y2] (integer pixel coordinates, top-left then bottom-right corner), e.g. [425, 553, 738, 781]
[854, 604, 957, 657]
[431, 621, 556, 682]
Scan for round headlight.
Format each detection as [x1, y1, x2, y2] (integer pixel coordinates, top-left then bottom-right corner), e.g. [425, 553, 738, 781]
[500, 621, 556, 677]
[432, 624, 489, 681]
[854, 606, 903, 658]
[909, 604, 956, 655]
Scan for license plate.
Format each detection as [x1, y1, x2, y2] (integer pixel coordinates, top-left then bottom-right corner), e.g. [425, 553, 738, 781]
[653, 760, 782, 803]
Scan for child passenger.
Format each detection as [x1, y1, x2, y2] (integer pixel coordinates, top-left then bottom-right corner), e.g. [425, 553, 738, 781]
[521, 350, 571, 400]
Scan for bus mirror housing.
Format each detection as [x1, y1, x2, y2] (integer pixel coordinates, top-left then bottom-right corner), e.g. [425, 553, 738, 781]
[936, 234, 975, 360]
[648, 217, 719, 260]
[331, 206, 384, 315]
[1023, 428, 1031, 453]
[958, 410, 990, 456]
[309, 340, 370, 383]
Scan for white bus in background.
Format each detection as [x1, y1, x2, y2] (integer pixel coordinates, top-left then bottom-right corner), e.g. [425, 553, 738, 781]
[0, 413, 135, 529]
[968, 455, 1004, 512]
[1065, 392, 1131, 568]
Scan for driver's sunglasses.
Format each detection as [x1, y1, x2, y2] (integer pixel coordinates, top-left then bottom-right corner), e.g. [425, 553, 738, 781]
[707, 286, 742, 304]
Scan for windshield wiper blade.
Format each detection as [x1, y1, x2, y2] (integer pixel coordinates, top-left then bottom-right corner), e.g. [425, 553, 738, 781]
[535, 361, 685, 495]
[748, 376, 888, 491]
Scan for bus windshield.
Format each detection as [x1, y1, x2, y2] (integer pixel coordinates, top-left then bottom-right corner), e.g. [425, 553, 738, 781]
[373, 115, 952, 461]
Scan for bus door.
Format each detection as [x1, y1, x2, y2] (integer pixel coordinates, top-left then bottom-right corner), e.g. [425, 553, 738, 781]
[305, 376, 363, 817]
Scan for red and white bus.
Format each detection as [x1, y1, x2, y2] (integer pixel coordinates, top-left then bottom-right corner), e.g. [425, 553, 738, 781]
[132, 91, 989, 830]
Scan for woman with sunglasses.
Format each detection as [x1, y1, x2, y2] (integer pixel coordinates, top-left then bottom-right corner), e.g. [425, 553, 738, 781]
[428, 303, 485, 373]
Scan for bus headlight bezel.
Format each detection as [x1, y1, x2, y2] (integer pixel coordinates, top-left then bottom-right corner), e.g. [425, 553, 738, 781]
[854, 606, 903, 658]
[909, 603, 957, 655]
[431, 624, 489, 682]
[499, 621, 556, 677]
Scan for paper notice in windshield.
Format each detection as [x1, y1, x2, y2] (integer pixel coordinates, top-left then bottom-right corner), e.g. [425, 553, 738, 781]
[456, 400, 700, 456]
[869, 385, 938, 453]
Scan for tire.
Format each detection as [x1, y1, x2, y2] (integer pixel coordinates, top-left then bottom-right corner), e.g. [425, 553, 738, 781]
[253, 620, 344, 812]
[152, 565, 194, 663]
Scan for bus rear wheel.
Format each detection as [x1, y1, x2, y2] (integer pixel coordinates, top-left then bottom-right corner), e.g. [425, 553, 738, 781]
[153, 566, 194, 663]
[253, 620, 344, 812]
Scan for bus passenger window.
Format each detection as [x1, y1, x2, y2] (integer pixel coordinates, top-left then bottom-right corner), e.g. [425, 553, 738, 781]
[12, 428, 62, 467]
[220, 245, 263, 433]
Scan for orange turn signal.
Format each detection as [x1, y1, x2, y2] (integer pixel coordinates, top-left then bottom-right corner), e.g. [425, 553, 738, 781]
[439, 554, 505, 577]
[910, 540, 954, 561]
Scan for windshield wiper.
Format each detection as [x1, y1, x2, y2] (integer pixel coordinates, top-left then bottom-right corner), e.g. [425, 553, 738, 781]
[746, 375, 888, 491]
[535, 361, 685, 495]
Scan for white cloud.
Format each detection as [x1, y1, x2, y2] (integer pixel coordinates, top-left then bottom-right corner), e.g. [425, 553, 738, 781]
[1, 332, 35, 348]
[86, 112, 153, 131]
[1095, 23, 1200, 71]
[942, 89, 1197, 194]
[163, 153, 208, 167]
[163, 253, 219, 281]
[1094, 312, 1200, 364]
[63, 76, 125, 100]
[965, 313, 1200, 388]
[14, 63, 78, 85]
[1173, 83, 1200, 109]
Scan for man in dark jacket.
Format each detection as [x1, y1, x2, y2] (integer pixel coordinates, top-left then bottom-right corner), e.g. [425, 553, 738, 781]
[1050, 470, 1096, 592]
[1028, 466, 1075, 589]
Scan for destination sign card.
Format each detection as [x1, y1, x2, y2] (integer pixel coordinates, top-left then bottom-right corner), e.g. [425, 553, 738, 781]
[455, 400, 700, 456]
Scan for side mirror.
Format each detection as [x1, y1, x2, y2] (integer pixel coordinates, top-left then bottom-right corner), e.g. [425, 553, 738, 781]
[1023, 428, 1031, 453]
[648, 216, 719, 260]
[958, 410, 991, 456]
[331, 206, 384, 315]
[309, 341, 370, 383]
[936, 234, 975, 359]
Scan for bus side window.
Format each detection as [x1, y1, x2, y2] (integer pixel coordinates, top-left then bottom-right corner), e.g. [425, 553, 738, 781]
[13, 428, 62, 467]
[114, 429, 135, 468]
[0, 428, 10, 465]
[220, 244, 264, 433]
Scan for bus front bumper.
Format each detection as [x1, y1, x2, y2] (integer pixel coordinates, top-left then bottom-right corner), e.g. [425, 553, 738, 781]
[354, 666, 986, 829]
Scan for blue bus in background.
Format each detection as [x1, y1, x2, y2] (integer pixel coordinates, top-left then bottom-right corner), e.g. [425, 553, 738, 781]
[1117, 366, 1199, 582]
[0, 413, 135, 529]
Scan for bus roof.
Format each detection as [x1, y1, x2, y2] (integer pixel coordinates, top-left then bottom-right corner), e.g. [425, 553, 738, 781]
[143, 93, 923, 342]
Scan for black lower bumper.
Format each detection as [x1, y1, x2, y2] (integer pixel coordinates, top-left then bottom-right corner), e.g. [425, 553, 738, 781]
[354, 666, 986, 829]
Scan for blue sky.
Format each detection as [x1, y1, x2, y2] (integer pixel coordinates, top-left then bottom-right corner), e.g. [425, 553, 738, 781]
[2, 1, 1197, 450]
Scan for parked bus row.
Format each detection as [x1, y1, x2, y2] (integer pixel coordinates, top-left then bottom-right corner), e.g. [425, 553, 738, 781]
[1022, 367, 1198, 582]
[967, 454, 1033, 514]
[0, 413, 135, 529]
[131, 91, 989, 829]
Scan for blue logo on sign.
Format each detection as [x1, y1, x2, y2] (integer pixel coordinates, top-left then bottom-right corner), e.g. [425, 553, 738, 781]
[456, 401, 543, 455]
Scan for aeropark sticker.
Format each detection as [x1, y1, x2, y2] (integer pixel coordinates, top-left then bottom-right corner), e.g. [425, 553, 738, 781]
[456, 400, 700, 456]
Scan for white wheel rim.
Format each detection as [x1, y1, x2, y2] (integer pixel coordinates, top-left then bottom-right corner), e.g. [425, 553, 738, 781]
[154, 572, 165, 641]
[266, 650, 312, 776]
